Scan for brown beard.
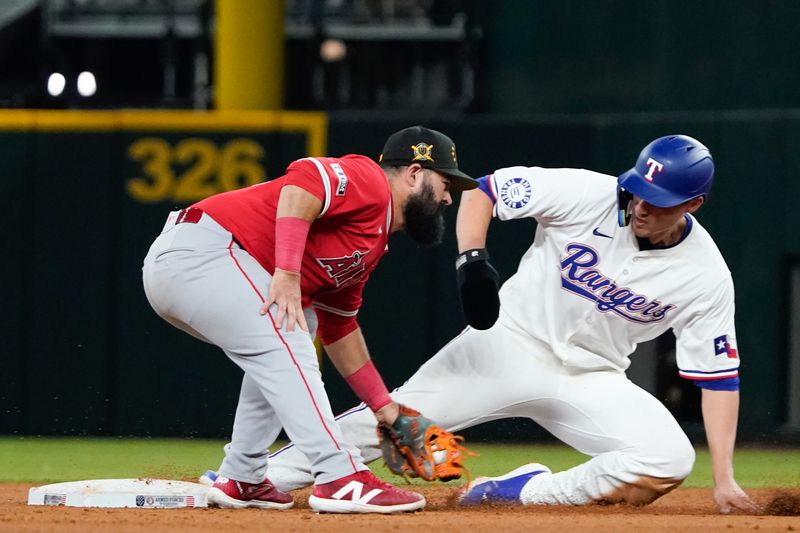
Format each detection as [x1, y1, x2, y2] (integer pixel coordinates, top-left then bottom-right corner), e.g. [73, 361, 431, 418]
[403, 180, 446, 247]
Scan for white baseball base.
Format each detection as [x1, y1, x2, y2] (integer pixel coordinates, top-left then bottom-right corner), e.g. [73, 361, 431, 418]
[27, 478, 210, 508]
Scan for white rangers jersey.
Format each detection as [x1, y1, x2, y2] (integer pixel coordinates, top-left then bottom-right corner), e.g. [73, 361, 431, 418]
[486, 166, 740, 381]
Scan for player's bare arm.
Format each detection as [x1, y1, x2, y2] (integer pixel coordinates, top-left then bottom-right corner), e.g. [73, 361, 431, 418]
[260, 184, 323, 331]
[701, 389, 760, 514]
[323, 328, 400, 425]
[456, 187, 493, 252]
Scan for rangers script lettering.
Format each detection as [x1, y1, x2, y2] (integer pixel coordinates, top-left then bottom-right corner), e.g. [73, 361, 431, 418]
[559, 243, 676, 323]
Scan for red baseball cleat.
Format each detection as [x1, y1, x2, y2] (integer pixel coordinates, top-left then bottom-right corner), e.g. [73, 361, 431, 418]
[309, 470, 426, 513]
[207, 475, 294, 510]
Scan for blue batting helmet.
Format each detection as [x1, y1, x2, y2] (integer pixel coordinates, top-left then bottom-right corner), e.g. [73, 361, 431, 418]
[617, 135, 714, 208]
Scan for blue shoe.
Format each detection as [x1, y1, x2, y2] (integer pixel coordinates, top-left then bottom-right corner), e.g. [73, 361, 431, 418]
[198, 470, 218, 486]
[459, 463, 551, 506]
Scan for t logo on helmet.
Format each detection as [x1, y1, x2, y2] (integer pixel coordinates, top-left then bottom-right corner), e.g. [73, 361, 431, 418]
[644, 158, 665, 182]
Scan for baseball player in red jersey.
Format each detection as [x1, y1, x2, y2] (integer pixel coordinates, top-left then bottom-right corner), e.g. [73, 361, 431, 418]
[142, 126, 477, 513]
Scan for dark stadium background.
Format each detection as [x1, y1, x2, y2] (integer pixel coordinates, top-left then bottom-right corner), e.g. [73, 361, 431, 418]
[1, 0, 798, 445]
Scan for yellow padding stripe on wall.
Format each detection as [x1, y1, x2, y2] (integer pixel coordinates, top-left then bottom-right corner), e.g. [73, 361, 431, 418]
[0, 110, 328, 156]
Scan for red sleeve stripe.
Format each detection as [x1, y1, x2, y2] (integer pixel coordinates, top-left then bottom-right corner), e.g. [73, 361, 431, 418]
[678, 369, 739, 380]
[300, 157, 332, 217]
[489, 174, 500, 218]
[226, 240, 357, 472]
[313, 302, 359, 317]
[488, 174, 498, 202]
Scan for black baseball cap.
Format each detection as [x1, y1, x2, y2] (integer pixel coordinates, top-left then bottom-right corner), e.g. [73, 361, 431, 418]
[379, 125, 477, 191]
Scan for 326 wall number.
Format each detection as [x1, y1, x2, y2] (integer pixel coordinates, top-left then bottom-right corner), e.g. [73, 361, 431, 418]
[126, 137, 266, 203]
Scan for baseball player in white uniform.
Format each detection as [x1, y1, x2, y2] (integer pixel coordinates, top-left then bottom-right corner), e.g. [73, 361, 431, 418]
[203, 135, 758, 514]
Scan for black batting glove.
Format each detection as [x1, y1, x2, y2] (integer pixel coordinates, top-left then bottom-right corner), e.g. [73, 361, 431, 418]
[456, 248, 500, 330]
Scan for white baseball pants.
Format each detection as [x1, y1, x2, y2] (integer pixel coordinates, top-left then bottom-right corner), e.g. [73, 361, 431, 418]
[266, 318, 694, 504]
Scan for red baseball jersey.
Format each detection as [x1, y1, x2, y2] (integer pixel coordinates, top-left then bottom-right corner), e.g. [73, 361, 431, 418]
[195, 155, 393, 343]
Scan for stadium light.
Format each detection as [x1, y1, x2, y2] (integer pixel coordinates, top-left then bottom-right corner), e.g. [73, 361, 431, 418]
[320, 39, 347, 62]
[77, 71, 97, 97]
[47, 73, 66, 96]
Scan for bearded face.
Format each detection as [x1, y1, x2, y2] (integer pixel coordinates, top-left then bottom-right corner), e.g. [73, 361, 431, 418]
[403, 176, 447, 247]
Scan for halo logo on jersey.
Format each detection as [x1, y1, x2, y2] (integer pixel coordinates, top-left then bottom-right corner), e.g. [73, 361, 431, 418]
[644, 158, 665, 181]
[499, 177, 532, 209]
[713, 334, 738, 359]
[559, 243, 676, 323]
[316, 251, 370, 287]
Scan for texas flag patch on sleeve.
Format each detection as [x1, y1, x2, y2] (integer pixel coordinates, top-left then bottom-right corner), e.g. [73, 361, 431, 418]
[713, 334, 738, 359]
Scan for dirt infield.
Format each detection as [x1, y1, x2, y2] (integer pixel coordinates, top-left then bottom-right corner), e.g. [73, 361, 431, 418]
[2, 484, 798, 532]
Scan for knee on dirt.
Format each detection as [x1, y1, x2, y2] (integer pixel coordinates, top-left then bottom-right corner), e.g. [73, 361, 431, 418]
[623, 438, 695, 505]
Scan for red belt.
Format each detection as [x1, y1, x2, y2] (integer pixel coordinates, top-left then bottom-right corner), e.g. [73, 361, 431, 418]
[176, 207, 245, 250]
[175, 207, 203, 224]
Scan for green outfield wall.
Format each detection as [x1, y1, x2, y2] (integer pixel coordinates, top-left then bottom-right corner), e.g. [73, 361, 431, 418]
[1, 110, 797, 442]
[480, 1, 800, 114]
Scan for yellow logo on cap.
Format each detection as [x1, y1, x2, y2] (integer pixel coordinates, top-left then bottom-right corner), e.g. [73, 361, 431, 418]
[411, 143, 434, 162]
[451, 144, 457, 164]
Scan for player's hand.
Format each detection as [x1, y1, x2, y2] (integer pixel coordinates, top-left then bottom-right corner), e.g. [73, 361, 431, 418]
[374, 401, 400, 426]
[712, 478, 760, 514]
[261, 268, 308, 332]
[456, 248, 500, 330]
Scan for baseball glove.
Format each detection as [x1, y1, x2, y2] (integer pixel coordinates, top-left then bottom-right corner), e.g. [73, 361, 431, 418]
[377, 405, 478, 482]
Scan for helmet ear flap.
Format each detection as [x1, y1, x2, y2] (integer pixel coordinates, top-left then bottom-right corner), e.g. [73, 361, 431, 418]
[617, 187, 633, 227]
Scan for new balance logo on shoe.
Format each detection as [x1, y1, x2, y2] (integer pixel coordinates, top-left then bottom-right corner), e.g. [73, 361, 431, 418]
[331, 480, 383, 503]
[309, 470, 425, 514]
